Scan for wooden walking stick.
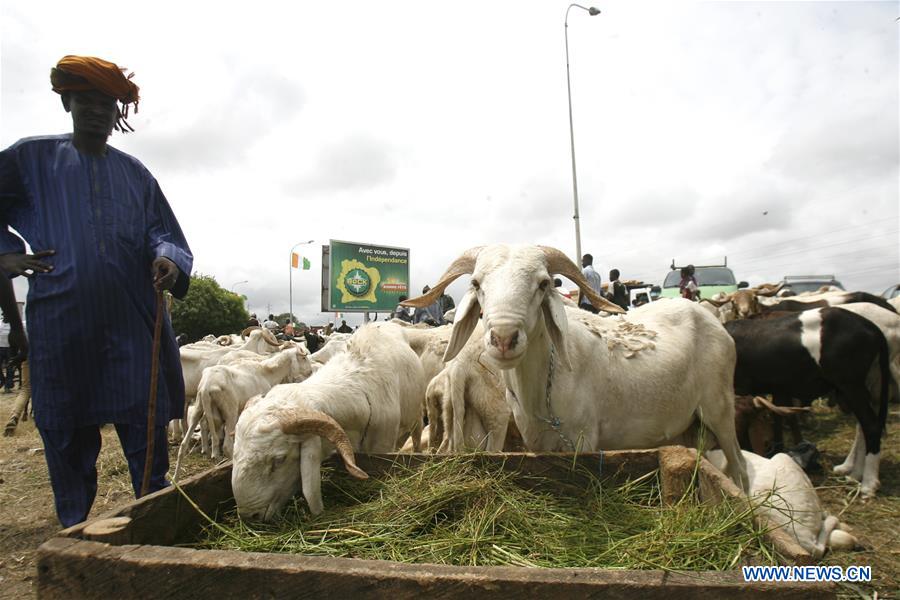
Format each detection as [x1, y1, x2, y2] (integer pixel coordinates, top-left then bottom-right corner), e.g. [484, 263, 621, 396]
[140, 290, 165, 497]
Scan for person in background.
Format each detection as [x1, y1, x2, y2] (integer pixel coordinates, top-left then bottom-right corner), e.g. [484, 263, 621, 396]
[579, 254, 603, 314]
[336, 320, 353, 334]
[414, 285, 445, 326]
[246, 313, 260, 328]
[323, 322, 334, 336]
[392, 295, 413, 322]
[262, 314, 279, 332]
[0, 314, 12, 392]
[607, 269, 629, 311]
[439, 290, 455, 319]
[282, 319, 295, 338]
[299, 324, 322, 353]
[553, 278, 572, 300]
[679, 265, 700, 301]
[0, 55, 192, 527]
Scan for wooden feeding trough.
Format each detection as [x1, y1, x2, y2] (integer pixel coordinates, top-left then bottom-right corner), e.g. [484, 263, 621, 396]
[37, 447, 834, 599]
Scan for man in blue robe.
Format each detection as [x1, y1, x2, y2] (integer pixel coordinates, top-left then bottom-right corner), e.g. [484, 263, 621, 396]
[0, 55, 193, 527]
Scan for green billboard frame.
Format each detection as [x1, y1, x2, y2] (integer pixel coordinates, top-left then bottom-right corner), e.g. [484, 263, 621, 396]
[322, 239, 411, 313]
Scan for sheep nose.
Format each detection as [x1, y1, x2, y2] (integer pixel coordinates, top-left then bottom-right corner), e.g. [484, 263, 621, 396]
[490, 328, 519, 354]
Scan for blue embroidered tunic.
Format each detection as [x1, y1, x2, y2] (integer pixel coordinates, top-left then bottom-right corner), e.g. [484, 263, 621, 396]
[0, 134, 192, 429]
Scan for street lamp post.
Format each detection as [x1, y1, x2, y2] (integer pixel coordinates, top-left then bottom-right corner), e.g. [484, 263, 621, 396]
[565, 4, 600, 264]
[231, 280, 249, 309]
[289, 239, 315, 325]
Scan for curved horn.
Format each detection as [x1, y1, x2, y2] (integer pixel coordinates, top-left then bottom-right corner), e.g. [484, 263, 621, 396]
[278, 408, 368, 479]
[241, 326, 260, 340]
[752, 395, 810, 416]
[705, 293, 734, 307]
[754, 282, 784, 298]
[261, 328, 282, 347]
[538, 246, 626, 314]
[216, 335, 234, 346]
[402, 246, 485, 308]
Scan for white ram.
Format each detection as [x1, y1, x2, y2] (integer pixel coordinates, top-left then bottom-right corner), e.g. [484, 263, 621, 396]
[404, 244, 748, 491]
[174, 344, 312, 473]
[425, 322, 510, 453]
[231, 322, 425, 519]
[706, 450, 857, 558]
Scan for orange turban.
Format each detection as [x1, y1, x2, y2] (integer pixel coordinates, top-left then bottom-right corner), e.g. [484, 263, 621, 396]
[50, 55, 140, 131]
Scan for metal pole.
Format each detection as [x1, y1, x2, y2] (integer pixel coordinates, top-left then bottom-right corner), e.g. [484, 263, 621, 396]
[289, 240, 315, 325]
[564, 4, 600, 264]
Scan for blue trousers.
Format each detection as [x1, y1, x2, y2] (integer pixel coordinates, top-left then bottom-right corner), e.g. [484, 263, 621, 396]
[38, 424, 169, 528]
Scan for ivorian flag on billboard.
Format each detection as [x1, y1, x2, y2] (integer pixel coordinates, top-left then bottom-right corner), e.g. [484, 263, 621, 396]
[325, 240, 410, 312]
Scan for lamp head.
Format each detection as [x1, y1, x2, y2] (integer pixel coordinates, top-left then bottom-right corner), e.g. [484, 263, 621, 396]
[588, 7, 600, 15]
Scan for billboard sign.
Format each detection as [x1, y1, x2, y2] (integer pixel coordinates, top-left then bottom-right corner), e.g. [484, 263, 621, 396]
[324, 240, 410, 312]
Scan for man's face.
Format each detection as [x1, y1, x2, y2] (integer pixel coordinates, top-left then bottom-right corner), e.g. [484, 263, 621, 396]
[65, 90, 117, 137]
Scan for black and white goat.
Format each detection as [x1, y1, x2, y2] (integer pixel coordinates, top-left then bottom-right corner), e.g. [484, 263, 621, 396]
[725, 306, 891, 496]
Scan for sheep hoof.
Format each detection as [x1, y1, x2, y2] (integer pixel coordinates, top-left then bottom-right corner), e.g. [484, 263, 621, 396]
[832, 463, 853, 476]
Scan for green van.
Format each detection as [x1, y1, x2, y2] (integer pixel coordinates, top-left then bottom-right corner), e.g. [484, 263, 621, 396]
[659, 262, 747, 300]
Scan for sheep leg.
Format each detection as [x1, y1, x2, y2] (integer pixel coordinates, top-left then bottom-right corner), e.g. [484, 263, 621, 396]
[410, 417, 422, 453]
[201, 389, 222, 460]
[483, 405, 510, 453]
[769, 394, 792, 454]
[174, 400, 205, 481]
[699, 393, 749, 493]
[838, 383, 882, 496]
[833, 425, 863, 476]
[198, 416, 210, 455]
[425, 384, 444, 452]
[221, 400, 240, 459]
[811, 515, 840, 560]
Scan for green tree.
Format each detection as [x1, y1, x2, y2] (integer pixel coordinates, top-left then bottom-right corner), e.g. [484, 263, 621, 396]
[171, 274, 249, 342]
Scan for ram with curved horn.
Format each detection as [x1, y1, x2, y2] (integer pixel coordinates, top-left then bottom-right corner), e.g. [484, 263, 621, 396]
[232, 322, 425, 519]
[405, 244, 749, 491]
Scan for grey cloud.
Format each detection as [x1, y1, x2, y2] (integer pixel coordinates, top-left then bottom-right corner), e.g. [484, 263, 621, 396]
[768, 109, 899, 184]
[287, 135, 398, 193]
[129, 69, 305, 171]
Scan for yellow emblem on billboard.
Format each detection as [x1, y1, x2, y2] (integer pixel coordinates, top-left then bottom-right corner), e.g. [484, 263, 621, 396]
[336, 259, 381, 303]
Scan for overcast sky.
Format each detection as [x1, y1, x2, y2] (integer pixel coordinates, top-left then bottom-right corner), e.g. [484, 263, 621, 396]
[1, 0, 897, 325]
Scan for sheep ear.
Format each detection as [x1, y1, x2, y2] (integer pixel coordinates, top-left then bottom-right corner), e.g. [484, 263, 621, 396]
[542, 291, 572, 371]
[443, 289, 480, 362]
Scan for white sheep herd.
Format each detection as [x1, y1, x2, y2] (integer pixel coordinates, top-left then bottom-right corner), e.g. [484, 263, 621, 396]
[172, 243, 897, 559]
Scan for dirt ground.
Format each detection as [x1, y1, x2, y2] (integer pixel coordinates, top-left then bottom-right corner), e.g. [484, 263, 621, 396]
[0, 393, 897, 599]
[0, 392, 210, 600]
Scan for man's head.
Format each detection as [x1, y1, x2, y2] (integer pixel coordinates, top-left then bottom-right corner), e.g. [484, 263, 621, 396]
[610, 269, 620, 281]
[269, 314, 275, 320]
[51, 55, 140, 135]
[62, 89, 118, 138]
[553, 278, 562, 288]
[341, 320, 347, 325]
[398, 295, 408, 303]
[581, 254, 593, 268]
[422, 285, 431, 294]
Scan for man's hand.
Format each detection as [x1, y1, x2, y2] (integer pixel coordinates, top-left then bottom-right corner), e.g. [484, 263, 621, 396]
[8, 324, 28, 362]
[152, 257, 179, 291]
[0, 250, 55, 277]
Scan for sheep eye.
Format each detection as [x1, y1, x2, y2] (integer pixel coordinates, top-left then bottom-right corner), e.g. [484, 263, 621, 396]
[471, 279, 480, 290]
[539, 279, 550, 291]
[270, 455, 286, 472]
